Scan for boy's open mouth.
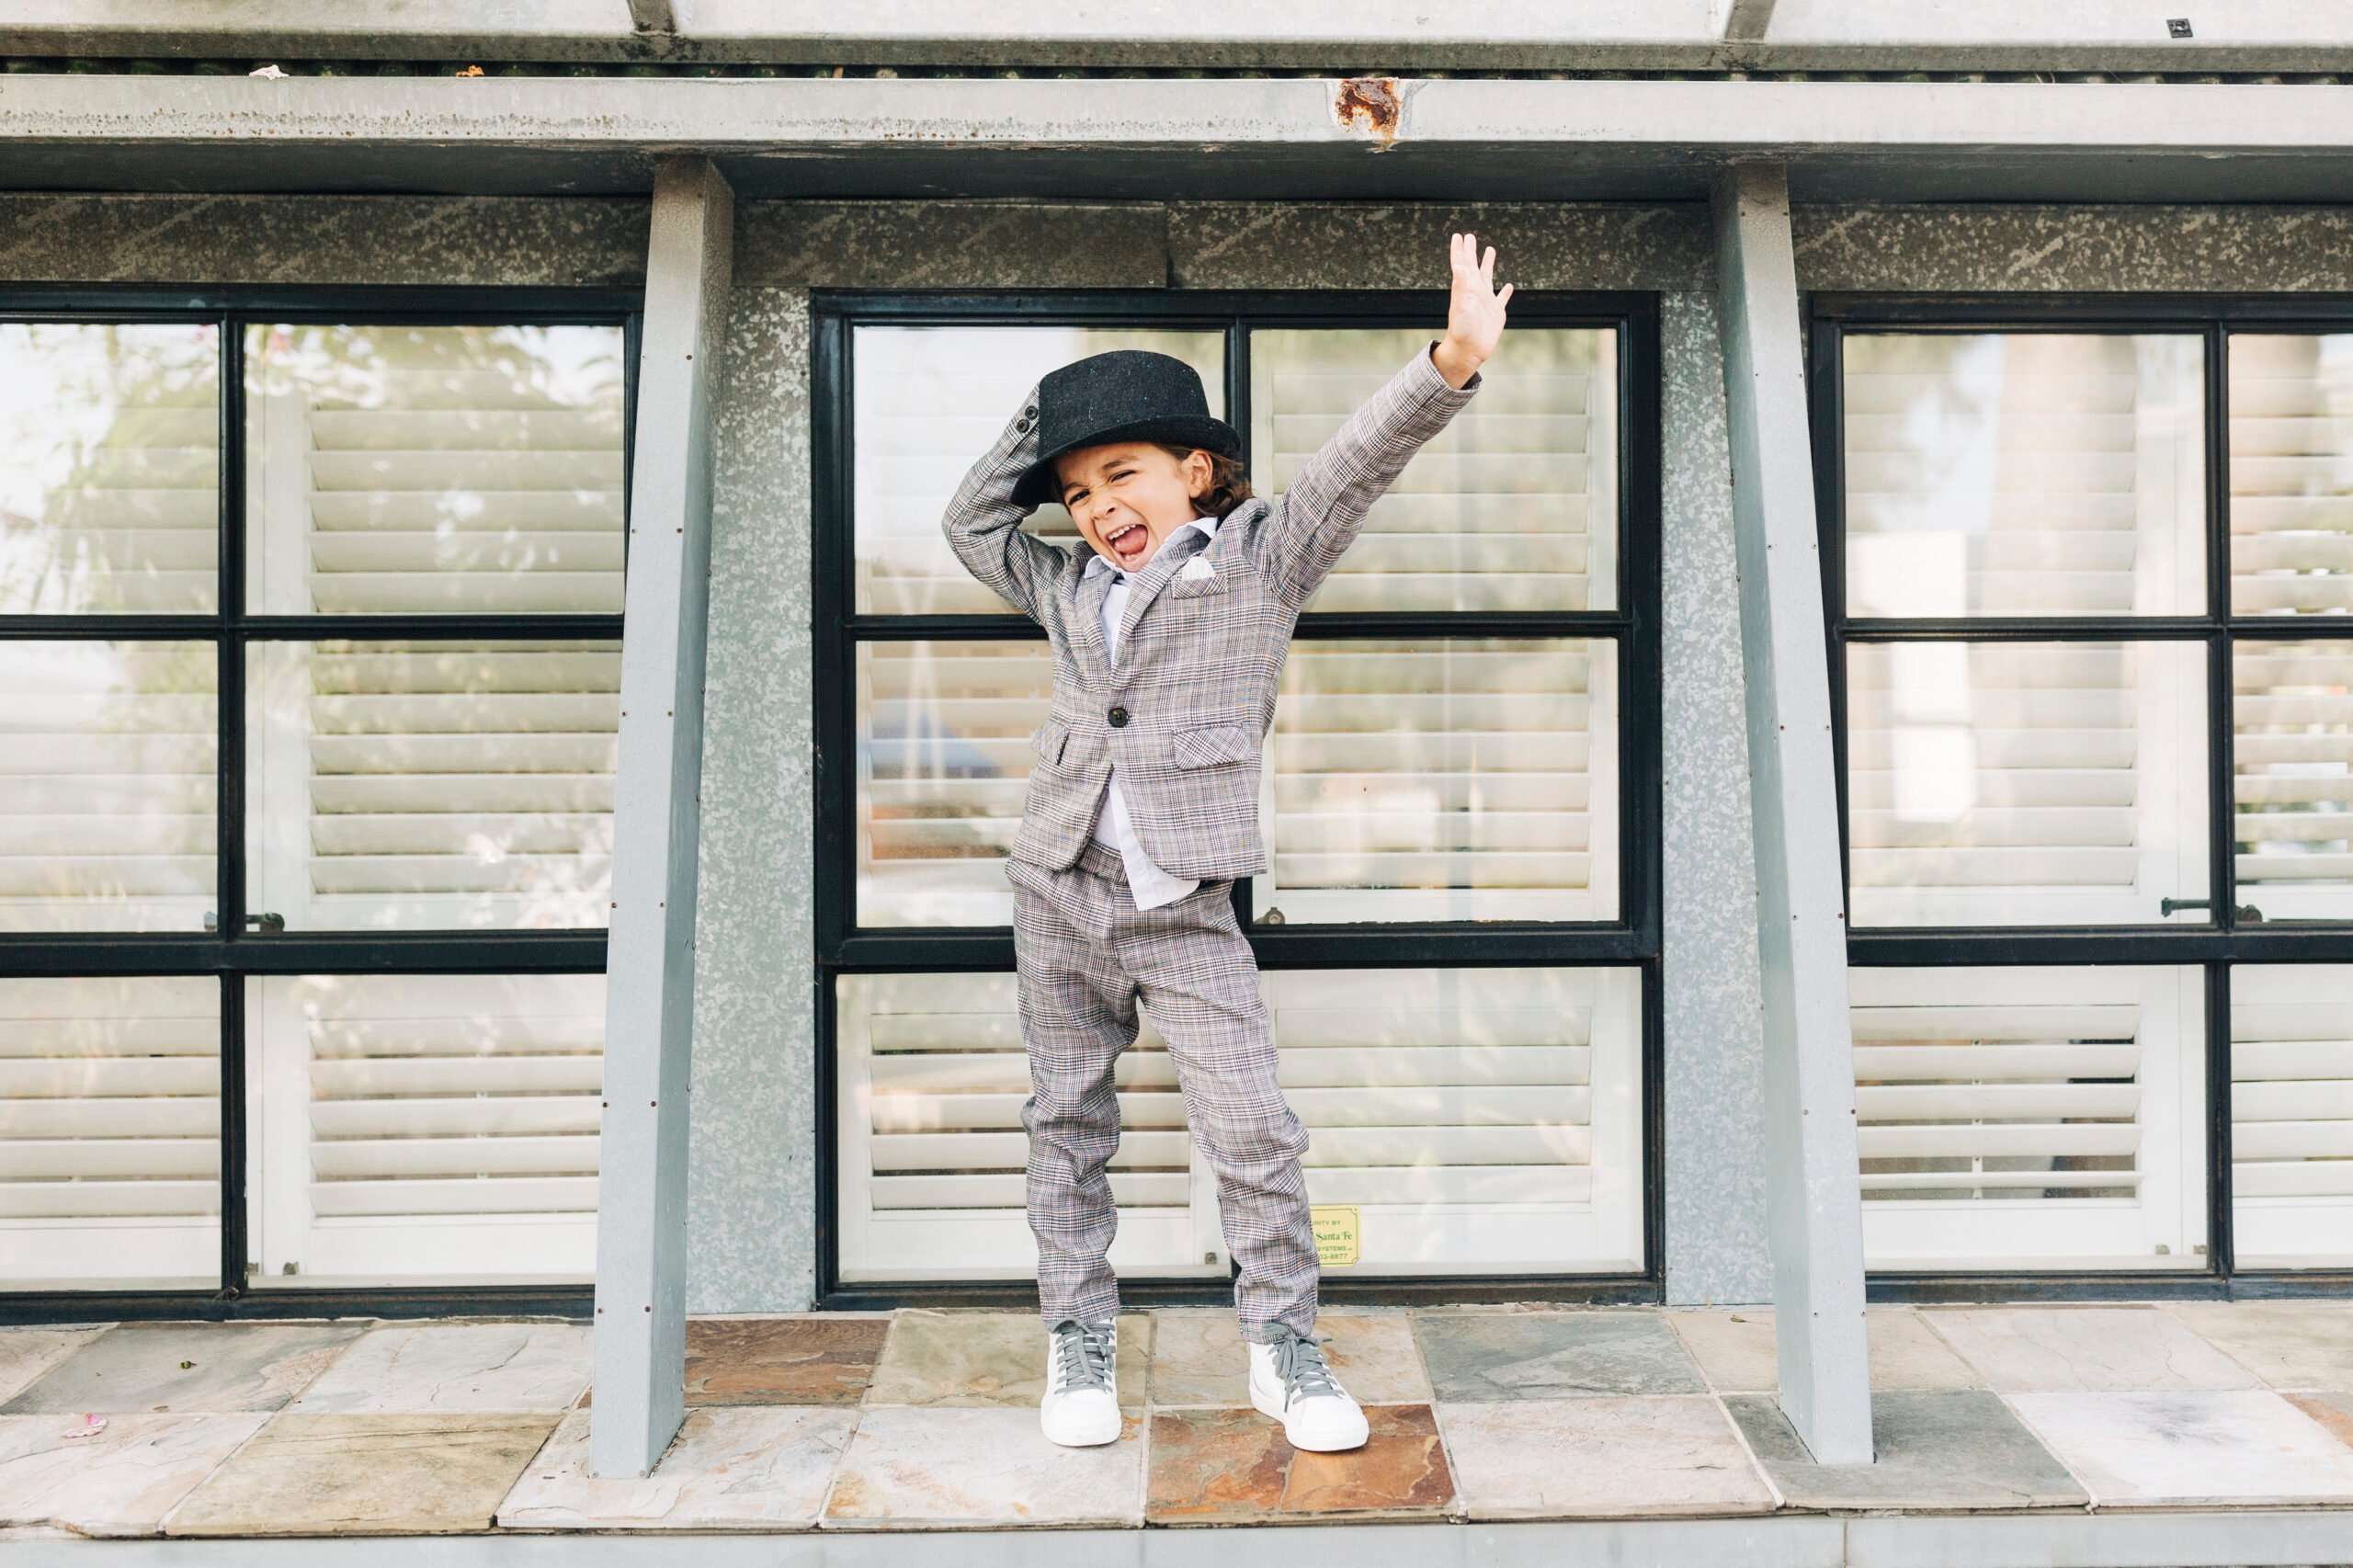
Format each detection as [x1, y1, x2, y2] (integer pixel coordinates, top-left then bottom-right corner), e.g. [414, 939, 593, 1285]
[1105, 522, 1150, 563]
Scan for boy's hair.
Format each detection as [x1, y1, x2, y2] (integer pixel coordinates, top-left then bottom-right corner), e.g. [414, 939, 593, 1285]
[1156, 444, 1254, 520]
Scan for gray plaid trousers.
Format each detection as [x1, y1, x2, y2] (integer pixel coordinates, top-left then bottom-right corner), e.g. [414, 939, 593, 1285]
[1010, 840, 1317, 1342]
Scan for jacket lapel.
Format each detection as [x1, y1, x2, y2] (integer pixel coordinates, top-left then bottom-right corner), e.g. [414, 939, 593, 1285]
[1074, 560, 1116, 686]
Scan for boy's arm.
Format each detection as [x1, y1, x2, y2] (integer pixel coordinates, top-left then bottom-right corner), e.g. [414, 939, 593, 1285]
[940, 384, 1067, 620]
[1248, 345, 1479, 611]
[1249, 231, 1511, 611]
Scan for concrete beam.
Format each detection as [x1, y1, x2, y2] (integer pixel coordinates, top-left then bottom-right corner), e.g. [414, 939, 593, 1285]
[1709, 162, 1872, 1466]
[4, 0, 2348, 70]
[6, 75, 2353, 202]
[589, 153, 732, 1481]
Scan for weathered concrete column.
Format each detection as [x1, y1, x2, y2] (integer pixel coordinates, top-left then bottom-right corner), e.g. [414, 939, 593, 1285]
[591, 155, 733, 1480]
[1709, 162, 1874, 1465]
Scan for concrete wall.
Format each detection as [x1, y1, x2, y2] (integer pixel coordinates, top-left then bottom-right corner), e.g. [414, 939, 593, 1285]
[16, 191, 2350, 1314]
[690, 198, 1773, 1311]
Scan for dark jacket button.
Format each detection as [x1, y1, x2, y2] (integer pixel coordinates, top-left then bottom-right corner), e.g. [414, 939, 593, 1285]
[1016, 417, 1030, 431]
[1024, 405, 1038, 418]
[1108, 705, 1130, 728]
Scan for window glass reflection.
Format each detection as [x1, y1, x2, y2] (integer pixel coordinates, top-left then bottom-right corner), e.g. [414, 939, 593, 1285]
[0, 323, 220, 615]
[1842, 334, 2203, 618]
[1846, 641, 2208, 927]
[0, 975, 221, 1289]
[0, 640, 217, 933]
[1252, 327, 1617, 612]
[244, 324, 626, 616]
[851, 326, 1225, 616]
[244, 640, 619, 931]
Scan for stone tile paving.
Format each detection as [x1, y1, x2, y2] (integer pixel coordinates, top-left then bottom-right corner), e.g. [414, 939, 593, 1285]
[1, 1323, 361, 1415]
[1669, 1307, 1983, 1392]
[574, 1315, 892, 1409]
[823, 1404, 1144, 1528]
[1414, 1309, 1711, 1400]
[1147, 1403, 1453, 1524]
[0, 1300, 2346, 1536]
[289, 1323, 589, 1415]
[1726, 1391, 2089, 1511]
[1921, 1307, 2259, 1393]
[0, 1414, 265, 1538]
[1438, 1395, 1777, 1518]
[864, 1308, 1152, 1411]
[2162, 1301, 2353, 1390]
[2007, 1391, 2353, 1507]
[0, 1329, 107, 1406]
[499, 1407, 855, 1530]
[161, 1413, 558, 1536]
[1149, 1310, 1428, 1407]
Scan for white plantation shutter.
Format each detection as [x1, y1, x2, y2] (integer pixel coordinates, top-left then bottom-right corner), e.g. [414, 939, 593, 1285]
[1850, 965, 2205, 1270]
[2233, 641, 2353, 918]
[835, 968, 1640, 1282]
[1840, 333, 2202, 619]
[245, 639, 620, 933]
[240, 325, 623, 934]
[0, 323, 221, 617]
[1251, 328, 1616, 613]
[835, 971, 1215, 1281]
[244, 324, 625, 616]
[2232, 966, 2353, 1267]
[246, 972, 604, 1284]
[857, 641, 1052, 928]
[1845, 640, 2208, 927]
[2229, 334, 2353, 618]
[0, 640, 217, 935]
[1282, 967, 1641, 1273]
[0, 976, 220, 1286]
[1259, 639, 1616, 924]
[851, 326, 1226, 617]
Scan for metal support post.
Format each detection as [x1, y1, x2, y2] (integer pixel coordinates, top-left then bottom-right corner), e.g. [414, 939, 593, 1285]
[589, 154, 733, 1480]
[1710, 161, 1875, 1465]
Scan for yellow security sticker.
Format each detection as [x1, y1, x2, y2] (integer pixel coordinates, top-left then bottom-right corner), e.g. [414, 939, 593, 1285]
[1310, 1205, 1360, 1268]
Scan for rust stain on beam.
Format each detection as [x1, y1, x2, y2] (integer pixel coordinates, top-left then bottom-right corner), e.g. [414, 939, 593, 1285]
[1334, 76, 1401, 150]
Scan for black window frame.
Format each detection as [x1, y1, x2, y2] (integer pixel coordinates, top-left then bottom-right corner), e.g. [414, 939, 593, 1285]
[0, 286, 642, 1324]
[811, 289, 1665, 1308]
[1811, 292, 2353, 1301]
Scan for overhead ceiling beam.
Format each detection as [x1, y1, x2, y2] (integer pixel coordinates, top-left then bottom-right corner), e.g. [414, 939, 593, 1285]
[5, 76, 2352, 201]
[0, 0, 2347, 71]
[6, 74, 2350, 154]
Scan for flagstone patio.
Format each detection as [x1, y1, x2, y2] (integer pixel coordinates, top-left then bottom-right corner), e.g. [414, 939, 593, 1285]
[0, 1301, 2349, 1540]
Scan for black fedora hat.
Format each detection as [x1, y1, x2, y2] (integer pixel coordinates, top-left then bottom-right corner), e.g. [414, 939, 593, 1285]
[1012, 350, 1241, 508]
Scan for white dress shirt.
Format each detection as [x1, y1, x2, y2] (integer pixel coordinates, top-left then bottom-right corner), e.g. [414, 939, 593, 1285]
[1080, 516, 1219, 911]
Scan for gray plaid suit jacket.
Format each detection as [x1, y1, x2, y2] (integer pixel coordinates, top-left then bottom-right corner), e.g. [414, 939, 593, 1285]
[941, 345, 1480, 881]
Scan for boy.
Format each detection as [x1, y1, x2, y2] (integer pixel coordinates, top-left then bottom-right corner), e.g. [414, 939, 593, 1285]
[941, 233, 1512, 1451]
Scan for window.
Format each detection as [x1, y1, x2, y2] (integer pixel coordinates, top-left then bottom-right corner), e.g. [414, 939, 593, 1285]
[0, 301, 633, 1298]
[815, 293, 1661, 1295]
[1817, 302, 2353, 1278]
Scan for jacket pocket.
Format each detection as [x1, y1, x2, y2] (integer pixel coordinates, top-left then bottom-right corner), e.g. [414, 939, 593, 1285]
[1169, 722, 1257, 769]
[1164, 570, 1232, 599]
[1029, 720, 1070, 767]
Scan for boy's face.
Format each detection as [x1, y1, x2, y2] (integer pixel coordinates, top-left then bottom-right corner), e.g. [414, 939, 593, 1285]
[1053, 442, 1213, 574]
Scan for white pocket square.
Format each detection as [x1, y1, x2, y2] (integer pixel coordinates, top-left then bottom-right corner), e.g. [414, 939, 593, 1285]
[1178, 556, 1216, 581]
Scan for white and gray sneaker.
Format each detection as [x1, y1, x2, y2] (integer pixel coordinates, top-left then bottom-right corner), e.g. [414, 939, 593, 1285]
[1247, 1324, 1369, 1452]
[1040, 1317, 1121, 1448]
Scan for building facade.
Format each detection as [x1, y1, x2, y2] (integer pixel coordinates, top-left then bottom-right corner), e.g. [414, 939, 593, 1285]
[3, 7, 2352, 1465]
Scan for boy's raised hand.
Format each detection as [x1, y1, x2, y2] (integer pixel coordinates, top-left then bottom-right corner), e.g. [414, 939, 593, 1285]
[1434, 231, 1512, 390]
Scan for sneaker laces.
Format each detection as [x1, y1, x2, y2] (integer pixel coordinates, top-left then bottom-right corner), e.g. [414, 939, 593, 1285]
[1269, 1325, 1342, 1403]
[1050, 1318, 1115, 1394]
